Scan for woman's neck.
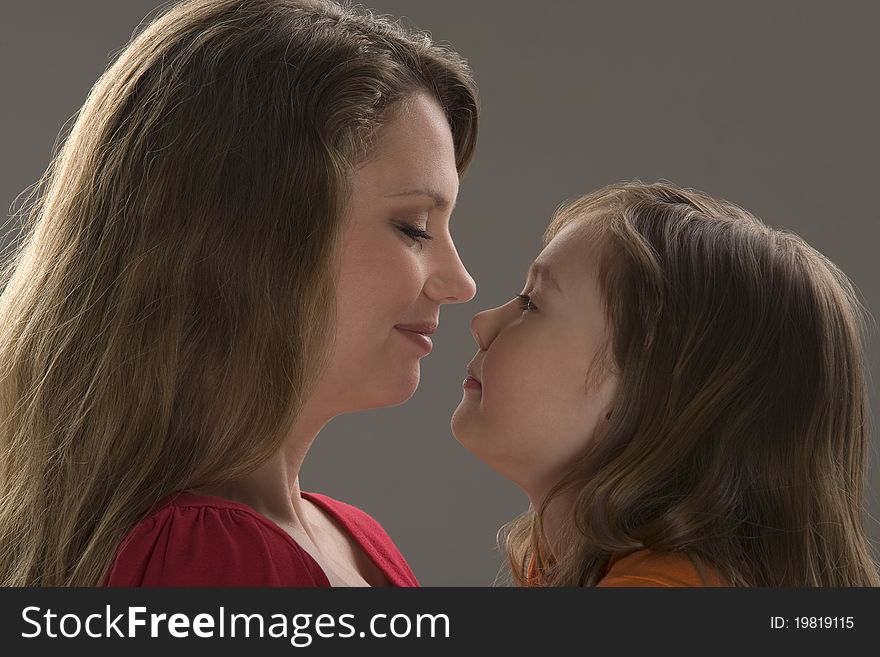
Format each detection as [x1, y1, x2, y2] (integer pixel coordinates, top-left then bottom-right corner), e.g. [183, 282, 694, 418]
[190, 407, 329, 534]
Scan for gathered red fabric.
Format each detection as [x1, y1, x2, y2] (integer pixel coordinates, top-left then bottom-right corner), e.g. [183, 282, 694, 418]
[103, 491, 418, 587]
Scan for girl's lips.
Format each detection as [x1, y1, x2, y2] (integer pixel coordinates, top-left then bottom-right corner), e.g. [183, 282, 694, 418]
[463, 375, 482, 391]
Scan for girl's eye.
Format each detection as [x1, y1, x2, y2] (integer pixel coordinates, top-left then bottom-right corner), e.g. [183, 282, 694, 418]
[517, 294, 537, 312]
[396, 223, 433, 243]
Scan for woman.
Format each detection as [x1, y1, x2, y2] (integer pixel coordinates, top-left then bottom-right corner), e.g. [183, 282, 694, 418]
[452, 181, 880, 586]
[0, 0, 477, 586]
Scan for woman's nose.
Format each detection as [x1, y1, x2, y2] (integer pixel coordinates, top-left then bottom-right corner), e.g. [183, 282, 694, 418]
[424, 237, 477, 304]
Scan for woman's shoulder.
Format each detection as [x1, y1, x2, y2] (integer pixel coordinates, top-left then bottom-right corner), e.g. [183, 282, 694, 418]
[301, 491, 396, 544]
[596, 549, 728, 587]
[301, 491, 419, 587]
[104, 491, 329, 587]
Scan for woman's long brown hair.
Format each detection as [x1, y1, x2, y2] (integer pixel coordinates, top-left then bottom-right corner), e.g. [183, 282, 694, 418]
[504, 181, 879, 586]
[0, 0, 478, 586]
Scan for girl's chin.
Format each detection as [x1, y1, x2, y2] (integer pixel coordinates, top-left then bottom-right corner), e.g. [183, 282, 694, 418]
[450, 403, 480, 443]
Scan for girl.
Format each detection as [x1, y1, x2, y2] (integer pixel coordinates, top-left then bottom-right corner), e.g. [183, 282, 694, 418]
[452, 181, 879, 586]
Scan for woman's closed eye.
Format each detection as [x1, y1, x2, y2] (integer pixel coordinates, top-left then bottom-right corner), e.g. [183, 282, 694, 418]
[396, 222, 433, 243]
[517, 294, 538, 312]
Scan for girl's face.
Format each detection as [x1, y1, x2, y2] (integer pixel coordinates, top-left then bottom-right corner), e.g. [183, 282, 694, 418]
[452, 222, 617, 497]
[311, 93, 476, 419]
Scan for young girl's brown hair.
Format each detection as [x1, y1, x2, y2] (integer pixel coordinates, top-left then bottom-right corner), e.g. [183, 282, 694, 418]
[505, 181, 879, 586]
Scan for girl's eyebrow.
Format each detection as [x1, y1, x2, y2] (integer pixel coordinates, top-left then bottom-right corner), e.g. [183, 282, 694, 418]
[528, 261, 563, 297]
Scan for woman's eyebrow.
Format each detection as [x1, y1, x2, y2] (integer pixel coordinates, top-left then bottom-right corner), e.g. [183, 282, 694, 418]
[385, 188, 455, 212]
[529, 261, 563, 297]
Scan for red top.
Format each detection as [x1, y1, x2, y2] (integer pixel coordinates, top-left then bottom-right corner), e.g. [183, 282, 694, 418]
[103, 491, 419, 587]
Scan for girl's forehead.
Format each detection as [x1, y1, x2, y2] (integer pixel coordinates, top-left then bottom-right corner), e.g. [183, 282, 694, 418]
[531, 222, 605, 304]
[541, 219, 603, 267]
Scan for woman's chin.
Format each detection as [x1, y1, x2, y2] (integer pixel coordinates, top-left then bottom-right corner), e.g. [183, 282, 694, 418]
[360, 368, 421, 410]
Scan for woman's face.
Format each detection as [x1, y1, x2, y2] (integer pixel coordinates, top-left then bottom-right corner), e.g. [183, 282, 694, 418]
[451, 221, 617, 497]
[313, 93, 476, 418]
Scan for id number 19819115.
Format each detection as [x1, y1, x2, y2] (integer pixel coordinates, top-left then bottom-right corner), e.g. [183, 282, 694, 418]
[770, 616, 854, 629]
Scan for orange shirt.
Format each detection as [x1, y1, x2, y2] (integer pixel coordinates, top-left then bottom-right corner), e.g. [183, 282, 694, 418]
[527, 548, 728, 587]
[597, 549, 728, 587]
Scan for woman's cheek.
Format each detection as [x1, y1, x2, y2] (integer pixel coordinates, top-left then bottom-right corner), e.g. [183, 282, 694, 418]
[356, 252, 419, 312]
[383, 248, 424, 298]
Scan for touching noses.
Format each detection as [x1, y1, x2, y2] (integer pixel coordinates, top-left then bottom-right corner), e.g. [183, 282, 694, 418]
[470, 300, 515, 351]
[424, 236, 477, 304]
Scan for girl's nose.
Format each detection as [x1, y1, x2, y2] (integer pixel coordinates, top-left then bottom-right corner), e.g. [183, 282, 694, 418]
[470, 304, 507, 351]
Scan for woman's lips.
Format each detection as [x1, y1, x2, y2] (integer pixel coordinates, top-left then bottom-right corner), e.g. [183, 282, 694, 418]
[394, 326, 433, 354]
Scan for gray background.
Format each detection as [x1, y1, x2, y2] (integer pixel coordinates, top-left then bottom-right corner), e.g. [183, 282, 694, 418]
[2, 1, 878, 585]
